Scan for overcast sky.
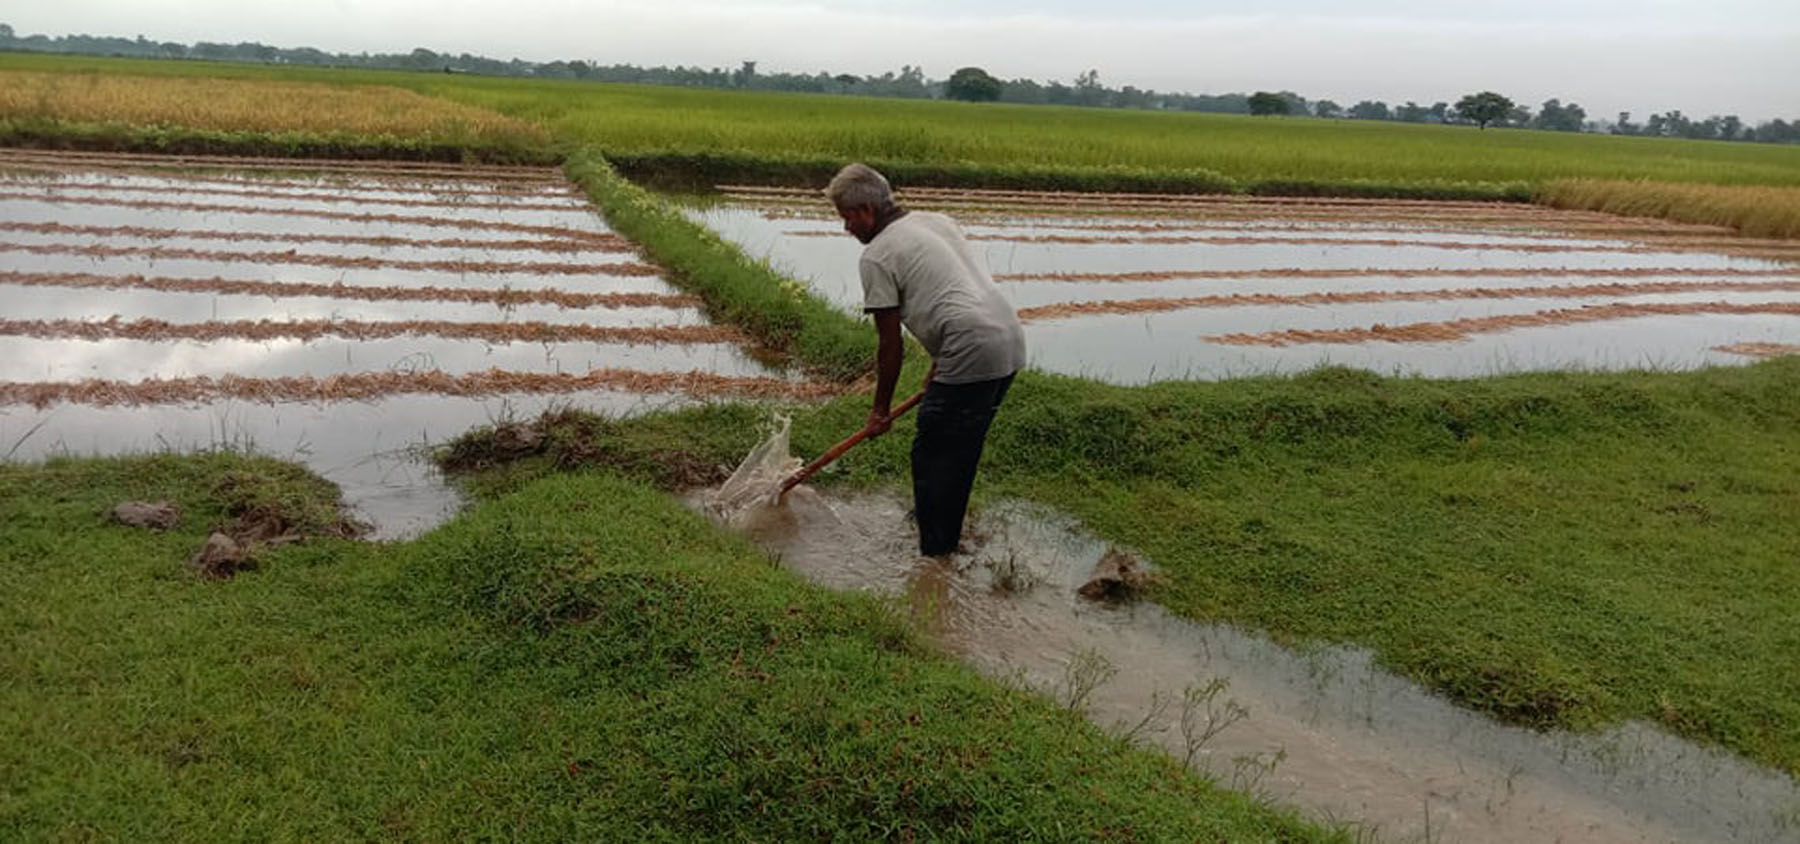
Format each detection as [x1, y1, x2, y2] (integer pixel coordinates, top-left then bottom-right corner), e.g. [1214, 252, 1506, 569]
[9, 1, 1799, 121]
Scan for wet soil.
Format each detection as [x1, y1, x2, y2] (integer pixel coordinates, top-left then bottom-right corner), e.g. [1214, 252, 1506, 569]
[705, 488, 1800, 843]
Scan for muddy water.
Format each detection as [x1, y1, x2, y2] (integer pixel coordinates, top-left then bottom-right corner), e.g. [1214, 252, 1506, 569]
[0, 285, 705, 327]
[711, 489, 1800, 843]
[0, 335, 773, 383]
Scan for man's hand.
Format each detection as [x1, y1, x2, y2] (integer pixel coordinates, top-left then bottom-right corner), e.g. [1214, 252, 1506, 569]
[865, 406, 893, 438]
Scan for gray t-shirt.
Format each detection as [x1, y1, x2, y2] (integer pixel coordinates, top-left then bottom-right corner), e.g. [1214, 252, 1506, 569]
[859, 211, 1027, 384]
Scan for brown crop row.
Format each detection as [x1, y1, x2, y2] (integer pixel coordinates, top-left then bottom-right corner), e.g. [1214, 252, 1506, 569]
[0, 222, 628, 254]
[0, 163, 576, 198]
[1016, 280, 1800, 322]
[0, 242, 659, 277]
[995, 267, 1800, 284]
[1713, 343, 1800, 358]
[0, 368, 840, 410]
[730, 196, 1636, 228]
[723, 184, 1511, 212]
[758, 207, 1738, 241]
[7, 178, 588, 212]
[1208, 302, 1800, 346]
[0, 190, 617, 239]
[0, 271, 698, 311]
[0, 317, 742, 346]
[0, 149, 560, 181]
[787, 228, 1800, 256]
[726, 189, 1583, 220]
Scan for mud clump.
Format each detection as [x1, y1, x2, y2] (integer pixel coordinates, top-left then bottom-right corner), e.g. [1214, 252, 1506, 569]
[1078, 548, 1156, 602]
[437, 410, 732, 491]
[111, 500, 180, 530]
[213, 469, 367, 545]
[188, 532, 255, 580]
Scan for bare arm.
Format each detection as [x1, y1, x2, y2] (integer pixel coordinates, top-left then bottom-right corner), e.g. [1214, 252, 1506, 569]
[865, 308, 904, 436]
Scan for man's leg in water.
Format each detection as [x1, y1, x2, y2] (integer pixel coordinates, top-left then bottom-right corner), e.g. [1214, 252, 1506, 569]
[911, 374, 1015, 557]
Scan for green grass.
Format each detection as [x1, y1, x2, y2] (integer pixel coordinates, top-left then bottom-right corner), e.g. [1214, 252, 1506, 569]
[442, 359, 1800, 777]
[5, 53, 1799, 193]
[0, 452, 1334, 839]
[564, 150, 877, 379]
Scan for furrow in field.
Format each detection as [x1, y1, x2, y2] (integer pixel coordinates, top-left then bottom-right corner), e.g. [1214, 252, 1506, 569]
[5, 179, 587, 211]
[1713, 343, 1800, 358]
[0, 242, 658, 277]
[0, 271, 698, 310]
[0, 222, 629, 254]
[0, 164, 579, 198]
[1, 369, 838, 409]
[0, 149, 561, 180]
[0, 318, 743, 346]
[996, 267, 1800, 283]
[1209, 302, 1800, 346]
[1016, 280, 1800, 322]
[0, 191, 613, 238]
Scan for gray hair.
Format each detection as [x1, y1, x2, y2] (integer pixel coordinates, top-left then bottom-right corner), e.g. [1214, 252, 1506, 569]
[824, 163, 894, 211]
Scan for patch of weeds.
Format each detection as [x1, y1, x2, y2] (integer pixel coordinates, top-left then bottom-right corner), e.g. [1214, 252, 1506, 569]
[1180, 677, 1251, 770]
[1058, 648, 1118, 713]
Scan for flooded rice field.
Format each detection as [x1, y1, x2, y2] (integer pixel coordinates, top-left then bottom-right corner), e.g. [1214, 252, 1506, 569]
[0, 151, 817, 536]
[713, 488, 1800, 843]
[691, 185, 1800, 383]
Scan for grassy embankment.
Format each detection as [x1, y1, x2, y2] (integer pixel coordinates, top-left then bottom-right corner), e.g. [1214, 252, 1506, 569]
[1, 453, 1338, 839]
[443, 359, 1800, 778]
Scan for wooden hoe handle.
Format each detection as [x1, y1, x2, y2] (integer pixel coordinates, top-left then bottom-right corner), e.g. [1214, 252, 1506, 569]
[779, 389, 926, 497]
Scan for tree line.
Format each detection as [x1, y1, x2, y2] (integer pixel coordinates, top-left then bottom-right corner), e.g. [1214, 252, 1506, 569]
[3, 23, 1794, 145]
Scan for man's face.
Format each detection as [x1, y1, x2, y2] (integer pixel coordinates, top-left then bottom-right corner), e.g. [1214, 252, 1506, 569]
[837, 204, 879, 244]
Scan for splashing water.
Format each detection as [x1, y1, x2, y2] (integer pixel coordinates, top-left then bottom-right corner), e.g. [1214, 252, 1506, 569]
[704, 413, 805, 527]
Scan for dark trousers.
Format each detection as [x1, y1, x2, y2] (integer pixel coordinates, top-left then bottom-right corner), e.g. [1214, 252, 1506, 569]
[912, 373, 1014, 556]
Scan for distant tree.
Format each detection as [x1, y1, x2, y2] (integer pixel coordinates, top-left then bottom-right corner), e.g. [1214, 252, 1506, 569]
[1074, 68, 1105, 107]
[1394, 101, 1429, 122]
[732, 60, 757, 87]
[1428, 102, 1450, 123]
[1505, 103, 1532, 127]
[1613, 111, 1637, 135]
[1719, 115, 1744, 141]
[0, 23, 14, 43]
[945, 66, 1003, 102]
[1313, 99, 1342, 118]
[1454, 91, 1514, 129]
[1247, 91, 1289, 116]
[1347, 100, 1391, 121]
[1531, 99, 1586, 132]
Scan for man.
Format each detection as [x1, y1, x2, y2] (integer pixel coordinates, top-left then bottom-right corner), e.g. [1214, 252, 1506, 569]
[826, 163, 1026, 558]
